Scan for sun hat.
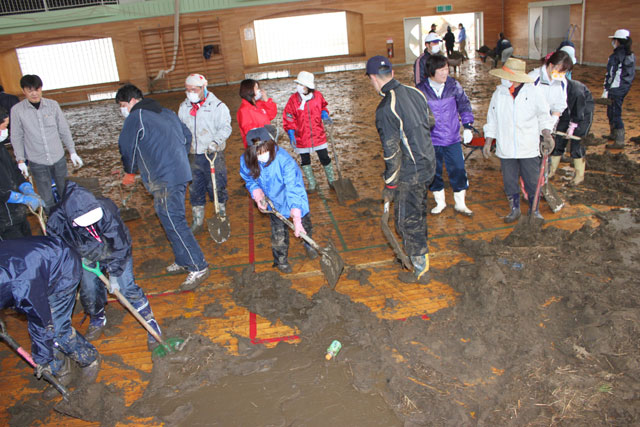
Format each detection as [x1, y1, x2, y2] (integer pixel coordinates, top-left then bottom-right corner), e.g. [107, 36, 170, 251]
[73, 207, 104, 227]
[608, 29, 630, 39]
[185, 73, 207, 87]
[489, 58, 534, 83]
[294, 71, 315, 90]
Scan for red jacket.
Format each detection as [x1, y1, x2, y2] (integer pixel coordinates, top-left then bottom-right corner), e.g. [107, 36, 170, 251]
[237, 98, 278, 148]
[283, 91, 329, 150]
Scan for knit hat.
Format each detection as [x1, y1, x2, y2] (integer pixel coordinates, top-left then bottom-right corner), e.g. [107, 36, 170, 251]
[489, 58, 534, 83]
[185, 73, 208, 87]
[294, 71, 315, 90]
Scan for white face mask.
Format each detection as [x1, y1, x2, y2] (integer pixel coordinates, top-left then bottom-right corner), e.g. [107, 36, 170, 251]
[296, 84, 307, 96]
[254, 89, 262, 101]
[431, 44, 441, 54]
[612, 40, 617, 49]
[120, 107, 130, 118]
[186, 91, 201, 103]
[501, 78, 513, 88]
[257, 152, 270, 163]
[0, 129, 7, 142]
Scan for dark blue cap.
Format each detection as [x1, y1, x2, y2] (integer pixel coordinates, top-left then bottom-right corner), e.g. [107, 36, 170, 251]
[246, 125, 275, 146]
[365, 55, 393, 75]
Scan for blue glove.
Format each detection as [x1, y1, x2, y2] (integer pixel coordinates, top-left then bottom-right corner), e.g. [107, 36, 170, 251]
[287, 129, 297, 148]
[8, 191, 44, 210]
[19, 182, 37, 196]
[321, 110, 333, 124]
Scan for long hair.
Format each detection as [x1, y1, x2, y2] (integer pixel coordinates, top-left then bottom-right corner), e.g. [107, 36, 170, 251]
[239, 79, 258, 106]
[244, 139, 277, 179]
[617, 37, 634, 56]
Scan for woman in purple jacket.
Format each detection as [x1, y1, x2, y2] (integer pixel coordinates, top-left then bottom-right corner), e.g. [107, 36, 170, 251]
[417, 55, 474, 216]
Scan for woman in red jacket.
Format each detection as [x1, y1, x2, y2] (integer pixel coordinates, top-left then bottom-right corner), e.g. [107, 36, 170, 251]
[283, 71, 335, 192]
[237, 79, 278, 148]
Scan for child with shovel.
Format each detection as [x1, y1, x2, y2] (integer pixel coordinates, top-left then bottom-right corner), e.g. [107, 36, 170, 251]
[46, 182, 163, 349]
[240, 126, 318, 274]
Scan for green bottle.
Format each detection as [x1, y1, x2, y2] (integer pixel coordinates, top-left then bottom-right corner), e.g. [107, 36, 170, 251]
[325, 340, 342, 360]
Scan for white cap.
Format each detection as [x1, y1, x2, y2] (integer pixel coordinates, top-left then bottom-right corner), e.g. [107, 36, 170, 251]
[294, 71, 315, 90]
[73, 207, 103, 227]
[185, 73, 208, 87]
[425, 33, 442, 43]
[609, 29, 630, 39]
[560, 46, 577, 64]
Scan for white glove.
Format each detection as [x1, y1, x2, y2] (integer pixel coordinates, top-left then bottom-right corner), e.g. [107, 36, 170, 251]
[462, 128, 473, 144]
[207, 142, 218, 152]
[70, 153, 83, 168]
[601, 89, 608, 99]
[18, 162, 29, 178]
[108, 275, 120, 293]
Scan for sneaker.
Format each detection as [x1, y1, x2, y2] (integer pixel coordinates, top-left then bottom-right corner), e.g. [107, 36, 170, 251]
[166, 262, 186, 275]
[85, 316, 107, 341]
[274, 262, 292, 274]
[180, 267, 210, 290]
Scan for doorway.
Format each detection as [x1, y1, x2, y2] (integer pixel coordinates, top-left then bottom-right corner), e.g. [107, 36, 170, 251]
[528, 4, 573, 60]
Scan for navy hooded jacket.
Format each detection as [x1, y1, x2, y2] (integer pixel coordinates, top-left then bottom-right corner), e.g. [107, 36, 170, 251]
[0, 236, 81, 366]
[0, 143, 28, 230]
[118, 98, 193, 191]
[47, 182, 131, 276]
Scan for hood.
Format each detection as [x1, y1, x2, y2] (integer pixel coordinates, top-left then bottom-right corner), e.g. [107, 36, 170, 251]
[131, 98, 163, 114]
[56, 181, 101, 226]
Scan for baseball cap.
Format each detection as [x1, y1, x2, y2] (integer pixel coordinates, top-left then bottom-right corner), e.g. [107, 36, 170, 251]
[425, 33, 442, 43]
[246, 126, 275, 146]
[560, 46, 577, 64]
[609, 29, 630, 39]
[365, 55, 393, 75]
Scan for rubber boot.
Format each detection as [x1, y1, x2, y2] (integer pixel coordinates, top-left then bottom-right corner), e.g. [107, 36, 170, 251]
[134, 298, 163, 351]
[504, 194, 521, 224]
[398, 254, 431, 284]
[190, 205, 205, 234]
[430, 190, 446, 214]
[43, 355, 73, 399]
[301, 165, 317, 193]
[85, 308, 107, 341]
[528, 199, 544, 221]
[606, 128, 625, 149]
[602, 123, 615, 140]
[570, 158, 586, 186]
[548, 156, 562, 178]
[453, 190, 473, 216]
[79, 355, 101, 385]
[323, 163, 336, 190]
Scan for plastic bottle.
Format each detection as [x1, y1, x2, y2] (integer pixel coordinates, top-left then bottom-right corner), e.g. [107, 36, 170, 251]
[325, 340, 342, 360]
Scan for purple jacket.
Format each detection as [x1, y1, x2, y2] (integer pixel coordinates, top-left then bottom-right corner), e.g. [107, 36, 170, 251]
[417, 76, 473, 146]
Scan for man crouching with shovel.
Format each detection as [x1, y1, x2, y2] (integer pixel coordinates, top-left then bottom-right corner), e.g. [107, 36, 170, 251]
[366, 56, 436, 284]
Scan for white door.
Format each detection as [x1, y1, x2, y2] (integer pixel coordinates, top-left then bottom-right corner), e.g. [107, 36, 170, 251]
[404, 18, 422, 64]
[474, 12, 483, 55]
[528, 7, 543, 59]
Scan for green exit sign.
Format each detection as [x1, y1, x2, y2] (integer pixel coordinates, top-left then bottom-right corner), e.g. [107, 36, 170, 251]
[436, 4, 453, 12]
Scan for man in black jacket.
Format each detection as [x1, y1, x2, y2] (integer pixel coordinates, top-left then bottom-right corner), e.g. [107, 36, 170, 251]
[366, 56, 436, 284]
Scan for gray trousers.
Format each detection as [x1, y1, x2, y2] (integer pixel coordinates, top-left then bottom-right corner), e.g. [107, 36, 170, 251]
[500, 157, 540, 199]
[30, 156, 67, 212]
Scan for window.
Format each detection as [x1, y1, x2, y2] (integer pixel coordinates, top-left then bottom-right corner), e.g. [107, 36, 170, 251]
[16, 38, 119, 90]
[254, 12, 349, 64]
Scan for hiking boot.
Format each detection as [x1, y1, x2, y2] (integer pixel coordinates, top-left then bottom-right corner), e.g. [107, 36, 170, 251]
[274, 262, 292, 274]
[85, 312, 107, 341]
[504, 194, 521, 223]
[305, 244, 319, 260]
[430, 190, 446, 215]
[166, 262, 186, 275]
[180, 267, 210, 291]
[605, 128, 625, 149]
[190, 206, 205, 234]
[301, 165, 317, 193]
[323, 164, 336, 189]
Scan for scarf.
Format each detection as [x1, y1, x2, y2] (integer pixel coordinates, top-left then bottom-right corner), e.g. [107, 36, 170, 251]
[190, 98, 206, 117]
[298, 92, 313, 111]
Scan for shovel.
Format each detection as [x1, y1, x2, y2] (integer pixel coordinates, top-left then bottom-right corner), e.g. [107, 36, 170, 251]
[540, 151, 565, 213]
[205, 151, 230, 243]
[530, 152, 550, 224]
[0, 318, 70, 400]
[113, 171, 141, 222]
[381, 200, 412, 270]
[264, 198, 344, 288]
[81, 261, 185, 358]
[326, 123, 359, 203]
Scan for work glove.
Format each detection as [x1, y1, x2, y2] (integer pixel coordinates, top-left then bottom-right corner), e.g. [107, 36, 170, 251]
[107, 275, 121, 294]
[34, 363, 52, 379]
[70, 153, 84, 168]
[462, 128, 473, 144]
[321, 110, 333, 124]
[251, 188, 267, 211]
[8, 191, 44, 210]
[287, 129, 296, 149]
[540, 129, 555, 155]
[18, 162, 29, 178]
[567, 122, 578, 137]
[19, 182, 37, 196]
[122, 173, 136, 186]
[482, 137, 494, 158]
[207, 142, 219, 152]
[601, 89, 608, 99]
[291, 208, 306, 237]
[382, 185, 397, 203]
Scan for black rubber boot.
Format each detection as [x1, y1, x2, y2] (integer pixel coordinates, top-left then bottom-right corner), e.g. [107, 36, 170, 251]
[504, 194, 521, 224]
[602, 123, 615, 140]
[606, 128, 625, 149]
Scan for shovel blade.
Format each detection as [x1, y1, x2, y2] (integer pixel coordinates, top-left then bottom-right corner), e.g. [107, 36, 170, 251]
[151, 337, 186, 358]
[541, 182, 564, 213]
[207, 216, 230, 243]
[319, 240, 344, 289]
[333, 179, 359, 203]
[119, 207, 141, 222]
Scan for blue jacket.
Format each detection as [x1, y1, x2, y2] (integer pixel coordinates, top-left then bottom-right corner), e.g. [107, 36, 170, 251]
[605, 46, 636, 97]
[239, 146, 309, 217]
[0, 143, 27, 230]
[47, 182, 132, 276]
[0, 236, 81, 366]
[417, 76, 474, 147]
[118, 98, 193, 191]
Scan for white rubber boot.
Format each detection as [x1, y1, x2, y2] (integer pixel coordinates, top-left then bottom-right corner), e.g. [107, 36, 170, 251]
[453, 190, 473, 216]
[430, 190, 446, 214]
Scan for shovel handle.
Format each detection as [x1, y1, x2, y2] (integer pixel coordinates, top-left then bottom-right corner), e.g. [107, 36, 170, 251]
[325, 123, 344, 181]
[205, 150, 220, 215]
[531, 153, 547, 216]
[553, 131, 581, 141]
[81, 261, 164, 345]
[264, 199, 321, 252]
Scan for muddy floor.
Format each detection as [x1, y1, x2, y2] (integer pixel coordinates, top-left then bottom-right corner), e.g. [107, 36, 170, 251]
[4, 58, 640, 425]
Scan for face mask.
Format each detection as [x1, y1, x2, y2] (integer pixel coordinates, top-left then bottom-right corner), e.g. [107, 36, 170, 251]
[0, 129, 7, 142]
[550, 70, 566, 81]
[254, 89, 262, 101]
[257, 152, 270, 163]
[501, 78, 513, 88]
[186, 91, 201, 103]
[296, 84, 307, 96]
[120, 107, 130, 118]
[566, 71, 572, 80]
[431, 44, 441, 54]
[612, 40, 617, 49]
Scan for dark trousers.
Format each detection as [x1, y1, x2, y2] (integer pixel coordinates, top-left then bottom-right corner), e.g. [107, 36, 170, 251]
[500, 157, 540, 199]
[269, 213, 313, 266]
[607, 93, 626, 130]
[30, 156, 67, 212]
[189, 152, 228, 207]
[0, 219, 31, 240]
[429, 143, 469, 192]
[300, 149, 331, 166]
[552, 111, 593, 159]
[395, 182, 429, 257]
[446, 45, 454, 57]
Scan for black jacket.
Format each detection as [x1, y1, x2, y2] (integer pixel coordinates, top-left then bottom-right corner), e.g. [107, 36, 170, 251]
[444, 31, 455, 48]
[605, 46, 636, 96]
[375, 79, 436, 187]
[0, 143, 27, 230]
[557, 79, 594, 136]
[496, 38, 512, 56]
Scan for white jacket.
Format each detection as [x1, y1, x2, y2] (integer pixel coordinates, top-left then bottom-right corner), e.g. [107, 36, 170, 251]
[528, 66, 567, 115]
[483, 83, 555, 159]
[178, 92, 232, 154]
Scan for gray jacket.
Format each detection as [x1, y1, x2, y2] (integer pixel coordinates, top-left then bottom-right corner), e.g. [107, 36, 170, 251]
[10, 98, 76, 165]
